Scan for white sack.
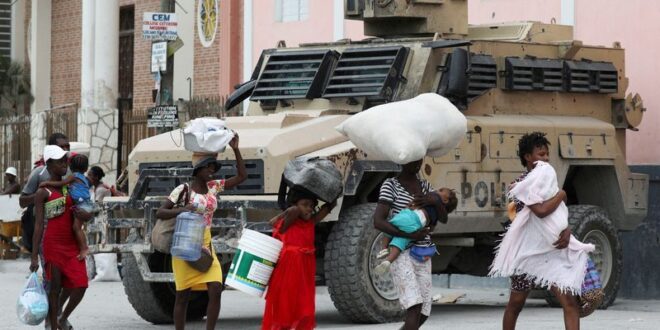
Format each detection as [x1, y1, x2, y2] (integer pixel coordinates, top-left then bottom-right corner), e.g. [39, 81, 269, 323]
[93, 254, 121, 282]
[183, 117, 235, 153]
[335, 93, 467, 164]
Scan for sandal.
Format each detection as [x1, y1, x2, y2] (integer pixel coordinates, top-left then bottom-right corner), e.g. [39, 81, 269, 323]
[376, 248, 389, 259]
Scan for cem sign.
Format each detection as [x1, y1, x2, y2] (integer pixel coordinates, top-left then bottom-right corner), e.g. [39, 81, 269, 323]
[147, 106, 179, 128]
[143, 12, 178, 41]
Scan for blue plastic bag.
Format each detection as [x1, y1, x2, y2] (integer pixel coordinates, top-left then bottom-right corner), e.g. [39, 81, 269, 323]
[16, 272, 49, 325]
[409, 243, 438, 262]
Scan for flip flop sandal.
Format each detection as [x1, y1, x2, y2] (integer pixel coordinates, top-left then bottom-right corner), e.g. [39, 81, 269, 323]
[59, 319, 73, 330]
[376, 248, 389, 259]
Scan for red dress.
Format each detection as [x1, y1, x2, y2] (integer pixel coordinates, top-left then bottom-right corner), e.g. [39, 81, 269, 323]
[262, 218, 316, 330]
[42, 188, 88, 289]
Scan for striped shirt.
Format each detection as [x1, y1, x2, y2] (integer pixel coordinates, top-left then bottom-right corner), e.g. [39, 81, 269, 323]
[379, 177, 433, 215]
[379, 177, 434, 246]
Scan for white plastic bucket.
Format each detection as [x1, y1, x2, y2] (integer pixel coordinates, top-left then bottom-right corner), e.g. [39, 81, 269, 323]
[226, 229, 283, 297]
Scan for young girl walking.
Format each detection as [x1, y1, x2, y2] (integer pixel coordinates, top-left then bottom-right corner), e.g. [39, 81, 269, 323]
[262, 189, 336, 330]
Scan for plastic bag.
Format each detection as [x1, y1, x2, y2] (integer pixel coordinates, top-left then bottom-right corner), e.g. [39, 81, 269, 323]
[336, 93, 467, 164]
[16, 272, 49, 325]
[93, 254, 122, 282]
[183, 117, 235, 153]
[280, 157, 343, 204]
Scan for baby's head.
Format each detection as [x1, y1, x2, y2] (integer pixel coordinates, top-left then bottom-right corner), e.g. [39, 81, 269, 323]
[437, 188, 458, 213]
[287, 189, 319, 220]
[69, 154, 89, 174]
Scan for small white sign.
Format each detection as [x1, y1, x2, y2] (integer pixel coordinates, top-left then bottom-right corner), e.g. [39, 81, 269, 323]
[143, 12, 178, 41]
[151, 41, 168, 73]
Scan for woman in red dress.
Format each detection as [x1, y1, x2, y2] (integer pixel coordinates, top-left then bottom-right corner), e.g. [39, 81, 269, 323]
[262, 190, 336, 330]
[30, 145, 92, 330]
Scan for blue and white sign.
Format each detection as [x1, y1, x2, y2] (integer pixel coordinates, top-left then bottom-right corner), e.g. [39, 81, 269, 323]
[143, 12, 178, 41]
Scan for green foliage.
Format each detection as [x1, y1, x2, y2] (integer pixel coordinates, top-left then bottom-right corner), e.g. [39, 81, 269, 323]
[0, 56, 33, 117]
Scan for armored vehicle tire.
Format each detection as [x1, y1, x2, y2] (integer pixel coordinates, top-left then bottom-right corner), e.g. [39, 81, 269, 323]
[544, 205, 622, 309]
[325, 203, 405, 323]
[121, 250, 209, 324]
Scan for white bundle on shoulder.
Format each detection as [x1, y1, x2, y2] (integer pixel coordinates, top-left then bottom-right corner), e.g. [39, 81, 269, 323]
[183, 117, 235, 153]
[489, 161, 594, 294]
[335, 93, 467, 164]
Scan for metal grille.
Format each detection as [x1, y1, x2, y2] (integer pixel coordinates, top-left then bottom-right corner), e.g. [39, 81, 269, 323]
[505, 57, 563, 92]
[564, 61, 618, 93]
[137, 159, 265, 197]
[323, 46, 409, 100]
[251, 49, 338, 101]
[468, 55, 497, 100]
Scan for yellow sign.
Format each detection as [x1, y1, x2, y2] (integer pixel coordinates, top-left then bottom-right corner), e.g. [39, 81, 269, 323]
[197, 0, 218, 47]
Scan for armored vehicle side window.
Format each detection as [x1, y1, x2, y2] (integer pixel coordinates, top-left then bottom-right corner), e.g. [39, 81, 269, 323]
[323, 46, 409, 102]
[251, 49, 339, 101]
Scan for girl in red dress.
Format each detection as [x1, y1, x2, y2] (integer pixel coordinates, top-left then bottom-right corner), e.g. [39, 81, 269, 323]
[262, 190, 336, 330]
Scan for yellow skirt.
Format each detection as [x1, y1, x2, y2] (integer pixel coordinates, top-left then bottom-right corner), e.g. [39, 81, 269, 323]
[172, 228, 223, 291]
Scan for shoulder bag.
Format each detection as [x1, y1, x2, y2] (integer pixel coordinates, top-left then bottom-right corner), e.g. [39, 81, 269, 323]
[151, 184, 189, 253]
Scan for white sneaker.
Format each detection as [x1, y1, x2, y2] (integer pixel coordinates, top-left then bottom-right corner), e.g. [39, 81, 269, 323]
[374, 260, 391, 275]
[376, 248, 389, 259]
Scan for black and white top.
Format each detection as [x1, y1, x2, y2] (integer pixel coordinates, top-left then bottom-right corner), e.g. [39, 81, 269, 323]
[378, 177, 434, 246]
[379, 177, 433, 215]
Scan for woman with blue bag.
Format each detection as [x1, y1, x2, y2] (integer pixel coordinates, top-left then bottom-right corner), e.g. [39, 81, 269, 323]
[373, 159, 451, 330]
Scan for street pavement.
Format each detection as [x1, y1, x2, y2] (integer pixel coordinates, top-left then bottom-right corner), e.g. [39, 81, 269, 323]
[2, 259, 659, 329]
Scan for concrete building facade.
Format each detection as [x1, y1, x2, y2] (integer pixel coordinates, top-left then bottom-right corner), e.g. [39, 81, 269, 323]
[12, 0, 244, 182]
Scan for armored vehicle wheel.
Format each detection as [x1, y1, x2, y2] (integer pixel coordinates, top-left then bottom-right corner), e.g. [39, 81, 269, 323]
[544, 205, 622, 309]
[325, 204, 405, 323]
[122, 249, 209, 324]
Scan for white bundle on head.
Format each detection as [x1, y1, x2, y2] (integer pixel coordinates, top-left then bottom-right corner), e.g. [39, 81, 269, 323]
[335, 93, 467, 164]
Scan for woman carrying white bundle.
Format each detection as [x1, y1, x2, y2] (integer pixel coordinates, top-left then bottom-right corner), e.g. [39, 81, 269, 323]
[490, 160, 594, 290]
[489, 132, 594, 330]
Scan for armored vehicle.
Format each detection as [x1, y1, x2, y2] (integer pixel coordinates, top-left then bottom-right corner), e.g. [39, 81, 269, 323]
[89, 0, 649, 324]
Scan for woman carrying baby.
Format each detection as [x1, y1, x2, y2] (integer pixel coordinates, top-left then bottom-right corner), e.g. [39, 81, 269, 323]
[490, 132, 595, 330]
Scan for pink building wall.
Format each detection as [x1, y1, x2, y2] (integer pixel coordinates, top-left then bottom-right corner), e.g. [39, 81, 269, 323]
[250, 1, 657, 164]
[251, 1, 365, 64]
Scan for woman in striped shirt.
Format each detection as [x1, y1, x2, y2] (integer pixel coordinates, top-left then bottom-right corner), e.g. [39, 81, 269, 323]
[373, 159, 440, 330]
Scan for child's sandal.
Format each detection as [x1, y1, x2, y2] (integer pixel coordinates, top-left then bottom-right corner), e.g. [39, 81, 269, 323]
[376, 249, 389, 259]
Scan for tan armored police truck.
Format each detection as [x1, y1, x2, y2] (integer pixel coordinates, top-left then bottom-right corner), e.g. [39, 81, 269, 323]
[89, 0, 648, 324]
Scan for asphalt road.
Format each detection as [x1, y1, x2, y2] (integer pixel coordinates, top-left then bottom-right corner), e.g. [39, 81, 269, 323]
[2, 259, 659, 329]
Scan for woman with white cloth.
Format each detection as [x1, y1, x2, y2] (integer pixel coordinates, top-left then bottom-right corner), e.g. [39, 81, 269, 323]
[489, 132, 594, 330]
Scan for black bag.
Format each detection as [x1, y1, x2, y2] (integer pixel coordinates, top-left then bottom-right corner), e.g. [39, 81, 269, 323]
[187, 242, 214, 272]
[21, 205, 35, 252]
[277, 157, 343, 209]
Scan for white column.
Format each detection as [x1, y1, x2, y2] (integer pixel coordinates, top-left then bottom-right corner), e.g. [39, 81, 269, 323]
[81, 0, 95, 110]
[93, 0, 119, 109]
[87, 0, 119, 183]
[30, 0, 52, 163]
[561, 0, 575, 26]
[173, 0, 194, 101]
[10, 0, 26, 63]
[333, 0, 344, 41]
[242, 0, 253, 115]
[30, 0, 51, 113]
